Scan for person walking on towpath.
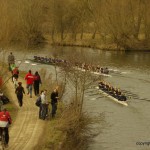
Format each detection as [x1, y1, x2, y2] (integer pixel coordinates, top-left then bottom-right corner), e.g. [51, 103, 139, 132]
[8, 52, 15, 71]
[15, 82, 25, 107]
[12, 67, 19, 89]
[34, 71, 42, 96]
[25, 70, 34, 98]
[51, 86, 59, 118]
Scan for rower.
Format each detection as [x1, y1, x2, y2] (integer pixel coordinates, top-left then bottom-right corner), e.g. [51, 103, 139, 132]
[98, 81, 104, 89]
[81, 63, 85, 70]
[92, 65, 95, 72]
[102, 82, 108, 91]
[116, 88, 121, 95]
[104, 67, 109, 74]
[34, 56, 38, 61]
[44, 57, 48, 63]
[96, 65, 100, 72]
[119, 94, 127, 101]
[100, 68, 104, 73]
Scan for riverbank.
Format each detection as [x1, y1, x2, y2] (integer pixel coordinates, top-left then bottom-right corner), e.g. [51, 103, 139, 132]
[0, 63, 18, 123]
[45, 34, 150, 52]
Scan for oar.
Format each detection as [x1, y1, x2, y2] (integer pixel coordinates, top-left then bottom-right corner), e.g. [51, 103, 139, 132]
[122, 90, 139, 97]
[90, 96, 104, 100]
[88, 93, 99, 96]
[124, 93, 139, 99]
[132, 98, 150, 102]
[126, 95, 150, 102]
[85, 90, 96, 94]
[95, 96, 105, 99]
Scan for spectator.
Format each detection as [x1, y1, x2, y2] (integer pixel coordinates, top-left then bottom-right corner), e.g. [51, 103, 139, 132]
[34, 71, 42, 96]
[15, 82, 25, 107]
[8, 52, 15, 71]
[41, 90, 48, 120]
[51, 86, 59, 118]
[25, 70, 34, 98]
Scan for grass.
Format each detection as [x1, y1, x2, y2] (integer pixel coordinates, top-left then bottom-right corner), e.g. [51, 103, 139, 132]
[34, 102, 65, 150]
[4, 101, 18, 123]
[0, 61, 18, 122]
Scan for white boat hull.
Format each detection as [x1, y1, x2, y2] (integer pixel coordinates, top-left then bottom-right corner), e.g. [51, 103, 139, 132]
[98, 88, 128, 106]
[76, 67, 112, 77]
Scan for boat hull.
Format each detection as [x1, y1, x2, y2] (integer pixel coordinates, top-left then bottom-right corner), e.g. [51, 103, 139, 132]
[98, 88, 128, 106]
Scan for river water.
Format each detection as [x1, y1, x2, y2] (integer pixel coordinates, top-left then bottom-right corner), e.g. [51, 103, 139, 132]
[1, 47, 150, 150]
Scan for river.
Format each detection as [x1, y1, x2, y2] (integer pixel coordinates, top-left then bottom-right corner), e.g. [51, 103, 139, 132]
[1, 46, 150, 150]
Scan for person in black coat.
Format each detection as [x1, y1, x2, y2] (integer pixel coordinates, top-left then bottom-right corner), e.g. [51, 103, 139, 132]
[15, 82, 25, 107]
[34, 71, 42, 96]
[51, 86, 59, 118]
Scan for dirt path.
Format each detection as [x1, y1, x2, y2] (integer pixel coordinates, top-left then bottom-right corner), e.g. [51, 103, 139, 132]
[7, 79, 45, 150]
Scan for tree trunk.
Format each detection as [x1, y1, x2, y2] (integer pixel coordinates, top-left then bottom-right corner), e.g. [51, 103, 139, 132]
[80, 24, 84, 40]
[51, 27, 55, 43]
[92, 29, 97, 39]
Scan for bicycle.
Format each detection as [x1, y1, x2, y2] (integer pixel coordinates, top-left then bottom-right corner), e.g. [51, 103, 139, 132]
[0, 127, 7, 150]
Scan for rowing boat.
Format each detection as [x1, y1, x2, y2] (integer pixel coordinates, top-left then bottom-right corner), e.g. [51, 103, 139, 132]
[93, 71, 111, 77]
[96, 87, 128, 106]
[76, 67, 112, 77]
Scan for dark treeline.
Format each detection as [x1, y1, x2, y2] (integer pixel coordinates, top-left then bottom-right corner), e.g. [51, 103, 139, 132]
[0, 0, 150, 50]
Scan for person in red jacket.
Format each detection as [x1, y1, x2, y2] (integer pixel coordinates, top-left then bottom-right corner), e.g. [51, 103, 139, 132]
[0, 108, 12, 147]
[25, 70, 34, 98]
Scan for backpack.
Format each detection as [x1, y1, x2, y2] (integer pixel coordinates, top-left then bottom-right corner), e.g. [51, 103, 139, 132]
[35, 96, 41, 107]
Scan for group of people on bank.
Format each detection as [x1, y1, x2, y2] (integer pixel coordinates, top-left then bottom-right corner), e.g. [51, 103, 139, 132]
[37, 86, 59, 120]
[98, 81, 127, 101]
[0, 52, 60, 147]
[8, 52, 60, 119]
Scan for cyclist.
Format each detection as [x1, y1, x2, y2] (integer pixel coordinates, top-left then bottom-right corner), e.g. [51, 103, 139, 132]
[0, 108, 12, 147]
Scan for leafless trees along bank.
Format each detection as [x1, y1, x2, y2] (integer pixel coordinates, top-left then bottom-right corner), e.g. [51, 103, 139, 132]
[0, 0, 150, 50]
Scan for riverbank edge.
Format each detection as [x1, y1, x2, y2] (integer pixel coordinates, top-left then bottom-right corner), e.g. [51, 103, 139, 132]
[18, 71, 65, 149]
[33, 103, 65, 150]
[51, 42, 150, 52]
[5, 82, 18, 124]
[0, 63, 18, 123]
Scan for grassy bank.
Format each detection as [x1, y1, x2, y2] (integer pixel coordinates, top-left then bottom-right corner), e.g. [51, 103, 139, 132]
[34, 102, 65, 150]
[34, 102, 103, 150]
[45, 33, 150, 51]
[0, 63, 18, 123]
[5, 94, 18, 122]
[45, 33, 122, 51]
